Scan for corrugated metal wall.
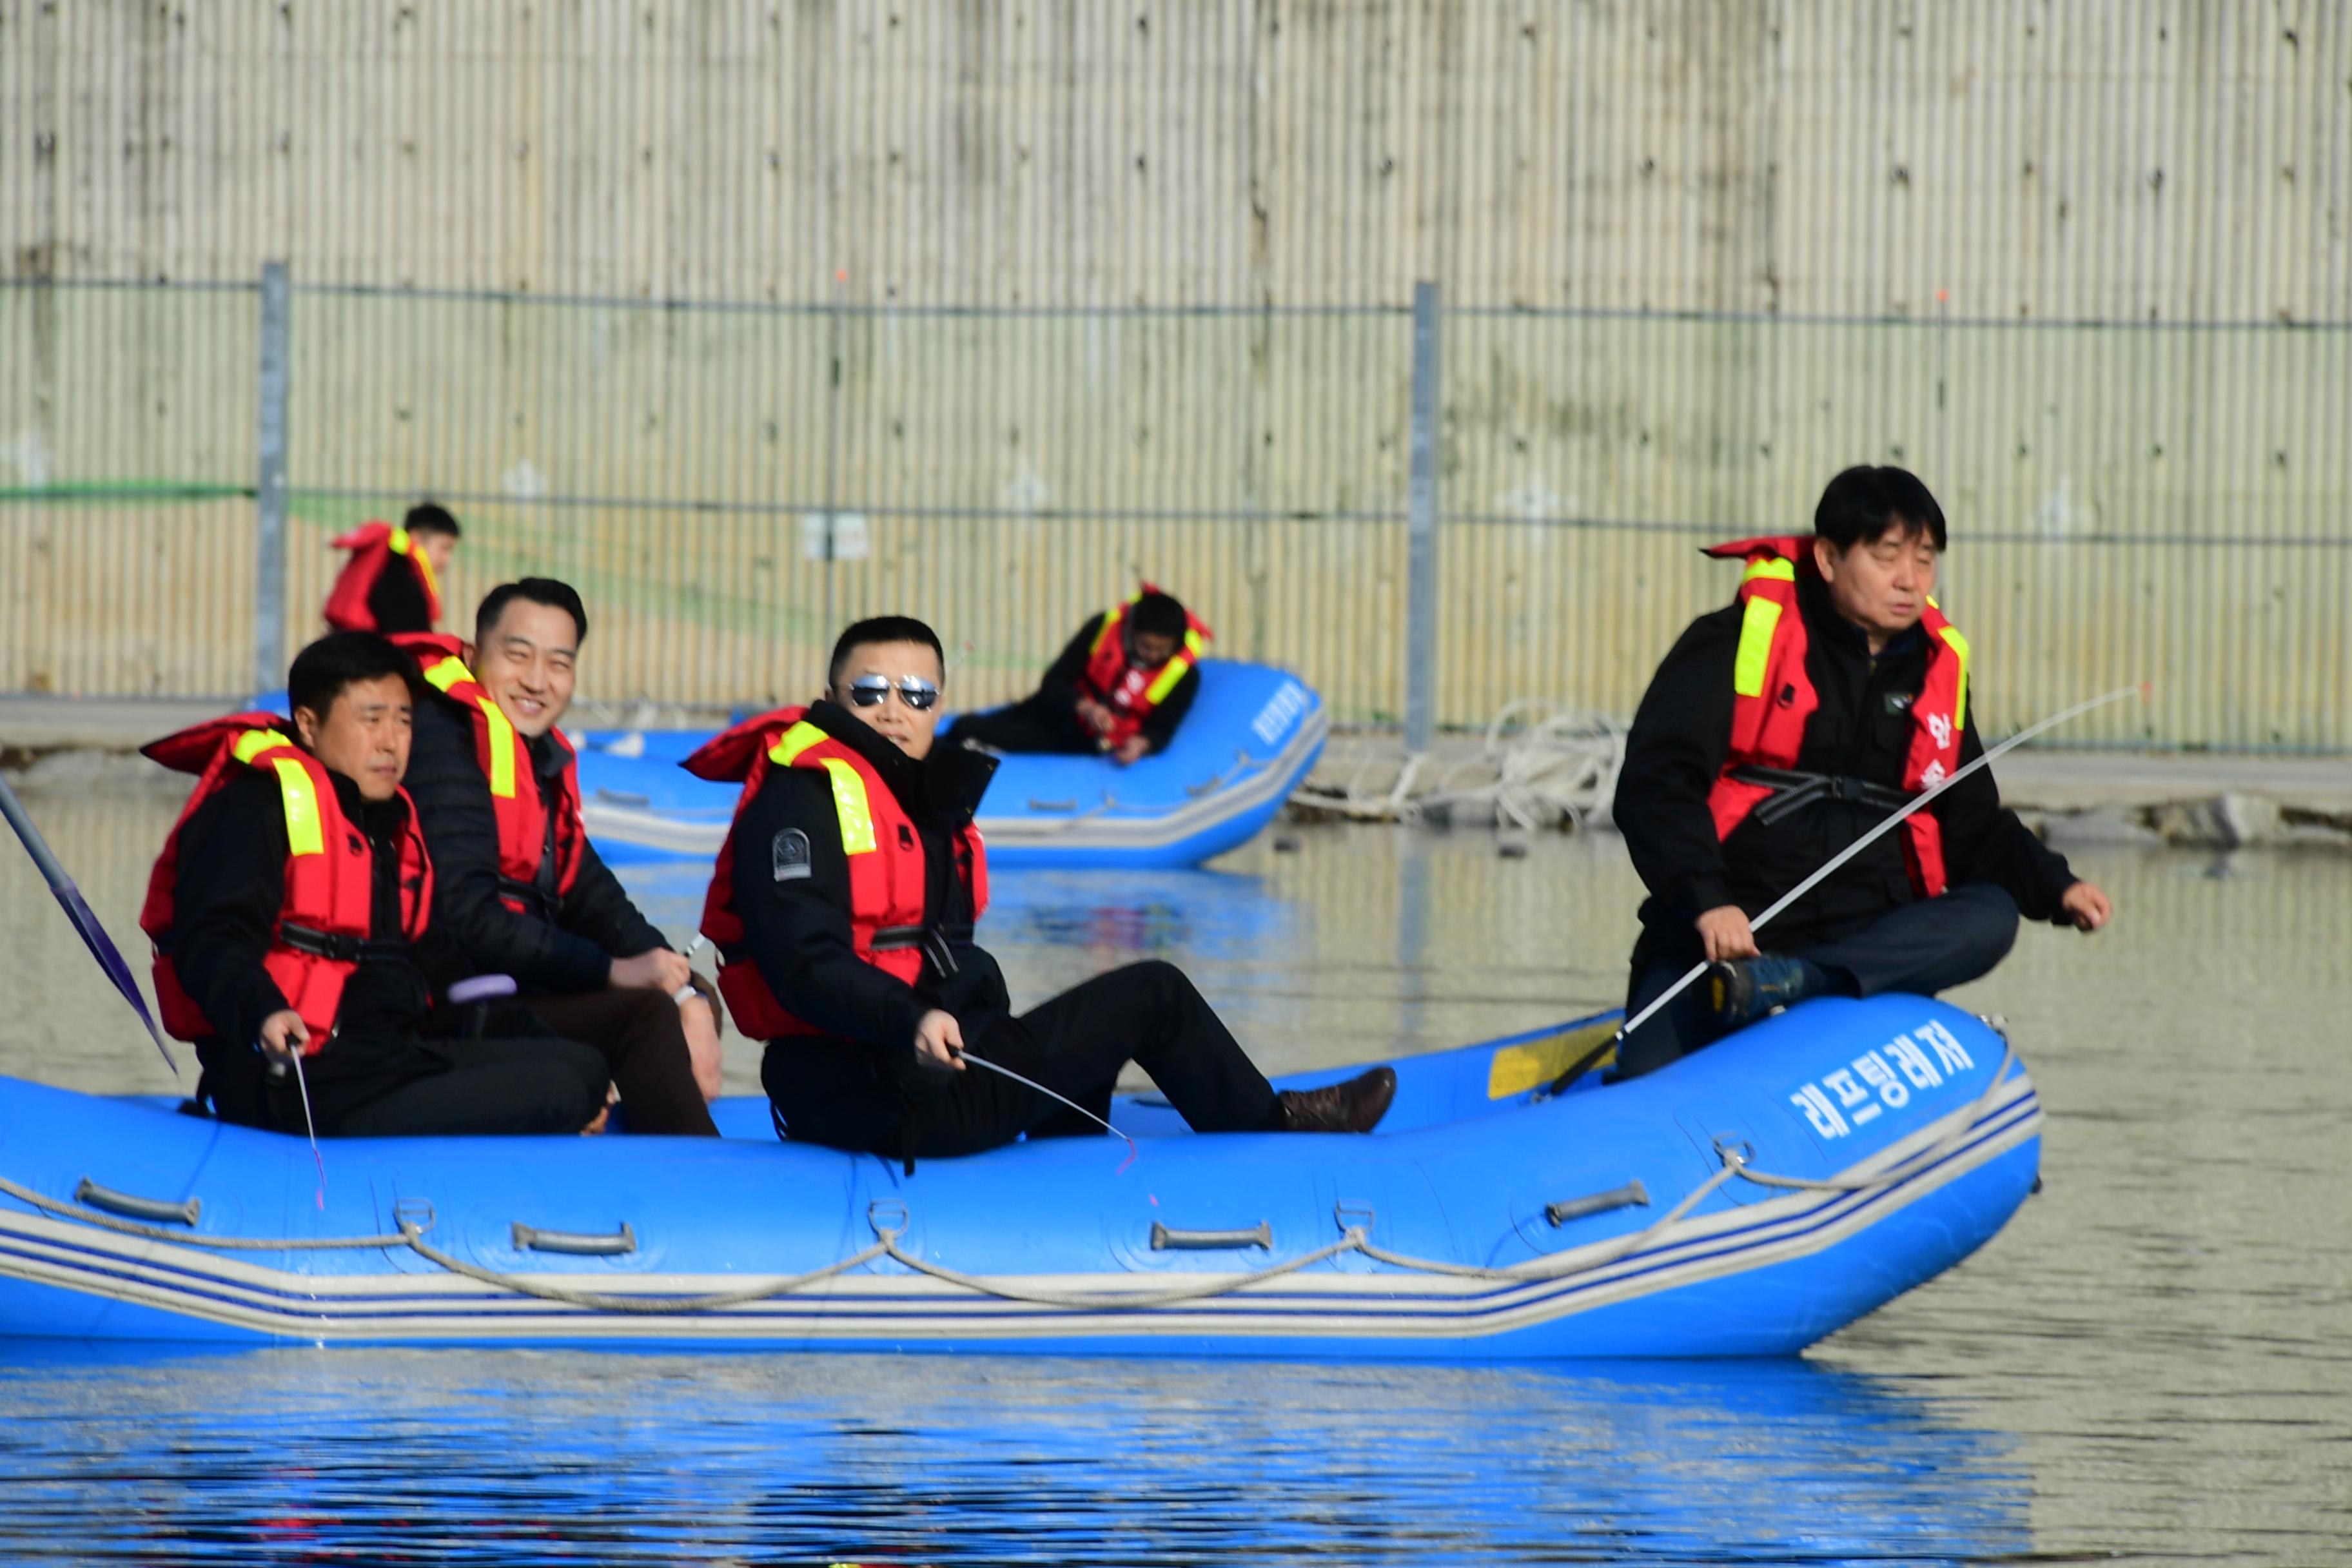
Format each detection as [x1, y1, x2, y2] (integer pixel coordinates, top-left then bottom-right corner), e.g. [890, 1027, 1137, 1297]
[5, 1, 2347, 745]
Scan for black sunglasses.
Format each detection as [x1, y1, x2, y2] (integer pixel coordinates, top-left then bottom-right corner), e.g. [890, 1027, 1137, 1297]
[844, 673, 940, 712]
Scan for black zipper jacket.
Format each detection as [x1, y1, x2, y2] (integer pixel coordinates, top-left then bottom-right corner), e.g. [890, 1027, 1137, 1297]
[402, 694, 669, 993]
[730, 703, 1006, 1057]
[1614, 571, 2077, 953]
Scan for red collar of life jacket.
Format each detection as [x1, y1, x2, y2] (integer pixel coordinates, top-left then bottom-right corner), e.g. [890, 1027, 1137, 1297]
[324, 520, 443, 632]
[139, 713, 433, 1050]
[687, 707, 989, 1041]
[395, 632, 583, 915]
[1075, 583, 1212, 747]
[1699, 536, 1972, 896]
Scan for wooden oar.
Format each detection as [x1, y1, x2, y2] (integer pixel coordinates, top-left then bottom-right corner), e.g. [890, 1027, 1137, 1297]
[0, 772, 179, 1076]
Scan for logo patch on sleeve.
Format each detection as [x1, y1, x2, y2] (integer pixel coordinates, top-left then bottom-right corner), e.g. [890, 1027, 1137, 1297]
[772, 827, 812, 881]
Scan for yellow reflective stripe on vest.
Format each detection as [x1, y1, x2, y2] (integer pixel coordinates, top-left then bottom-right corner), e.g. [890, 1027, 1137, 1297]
[767, 721, 879, 856]
[269, 757, 327, 857]
[816, 759, 879, 856]
[1143, 654, 1194, 705]
[1938, 623, 1972, 732]
[1740, 557, 1796, 587]
[231, 729, 293, 765]
[1733, 597, 1783, 699]
[422, 657, 518, 798]
[1089, 602, 1130, 658]
[768, 720, 830, 769]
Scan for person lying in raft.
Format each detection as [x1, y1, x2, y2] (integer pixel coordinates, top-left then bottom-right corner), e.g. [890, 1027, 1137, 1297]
[392, 578, 721, 1135]
[951, 585, 1208, 765]
[1611, 465, 2114, 1079]
[687, 614, 1394, 1163]
[324, 501, 461, 636]
[139, 632, 618, 1136]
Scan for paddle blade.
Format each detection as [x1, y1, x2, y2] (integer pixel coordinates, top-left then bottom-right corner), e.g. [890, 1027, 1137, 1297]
[53, 881, 180, 1078]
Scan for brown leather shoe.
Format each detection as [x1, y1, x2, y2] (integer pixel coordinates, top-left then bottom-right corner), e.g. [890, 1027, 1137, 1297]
[1277, 1066, 1396, 1133]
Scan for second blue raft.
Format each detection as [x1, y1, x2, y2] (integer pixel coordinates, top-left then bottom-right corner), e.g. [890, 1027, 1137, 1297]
[577, 659, 1326, 870]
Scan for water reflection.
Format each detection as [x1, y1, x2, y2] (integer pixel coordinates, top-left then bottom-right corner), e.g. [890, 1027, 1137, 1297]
[0, 1346, 2026, 1565]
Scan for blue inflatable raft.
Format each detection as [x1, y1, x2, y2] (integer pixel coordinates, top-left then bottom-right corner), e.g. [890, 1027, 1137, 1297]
[0, 997, 2037, 1357]
[574, 660, 1327, 870]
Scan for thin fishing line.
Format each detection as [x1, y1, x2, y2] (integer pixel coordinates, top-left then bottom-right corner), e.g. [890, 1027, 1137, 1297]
[956, 1049, 1141, 1173]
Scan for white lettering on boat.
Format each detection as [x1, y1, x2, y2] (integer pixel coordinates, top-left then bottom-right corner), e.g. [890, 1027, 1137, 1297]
[1788, 1018, 1975, 1140]
[1251, 680, 1311, 746]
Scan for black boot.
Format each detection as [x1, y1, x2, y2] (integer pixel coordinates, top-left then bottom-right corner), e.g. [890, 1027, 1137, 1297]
[1277, 1066, 1396, 1133]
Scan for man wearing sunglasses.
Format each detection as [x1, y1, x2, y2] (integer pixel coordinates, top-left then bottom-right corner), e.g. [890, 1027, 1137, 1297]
[952, 586, 1207, 765]
[688, 615, 1394, 1164]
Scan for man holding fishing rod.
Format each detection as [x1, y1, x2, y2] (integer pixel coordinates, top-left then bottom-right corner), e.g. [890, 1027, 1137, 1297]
[691, 615, 1394, 1166]
[1611, 466, 2113, 1079]
[139, 633, 616, 1135]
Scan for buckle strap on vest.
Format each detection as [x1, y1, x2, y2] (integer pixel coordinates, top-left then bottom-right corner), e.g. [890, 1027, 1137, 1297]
[497, 874, 561, 921]
[870, 923, 974, 978]
[277, 921, 408, 965]
[1728, 765, 1911, 827]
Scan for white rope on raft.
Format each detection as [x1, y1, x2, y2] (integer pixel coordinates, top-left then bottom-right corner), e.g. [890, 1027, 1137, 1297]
[1291, 699, 1628, 831]
[0, 1043, 2019, 1317]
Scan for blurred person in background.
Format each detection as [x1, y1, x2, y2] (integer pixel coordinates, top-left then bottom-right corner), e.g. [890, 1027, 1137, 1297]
[324, 502, 462, 636]
[952, 585, 1208, 765]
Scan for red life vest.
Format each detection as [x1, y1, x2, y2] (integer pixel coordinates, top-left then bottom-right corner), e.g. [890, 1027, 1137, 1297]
[138, 713, 433, 1050]
[395, 632, 585, 916]
[324, 520, 442, 632]
[1701, 535, 1972, 897]
[1075, 584, 1212, 748]
[686, 707, 989, 1042]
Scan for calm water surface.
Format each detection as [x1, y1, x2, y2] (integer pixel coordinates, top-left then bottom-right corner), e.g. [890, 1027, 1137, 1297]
[0, 768, 2344, 1563]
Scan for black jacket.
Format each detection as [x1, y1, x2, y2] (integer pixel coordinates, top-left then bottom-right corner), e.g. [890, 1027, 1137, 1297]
[730, 702, 1005, 1060]
[403, 695, 668, 993]
[1026, 611, 1200, 754]
[170, 767, 464, 1122]
[365, 553, 434, 635]
[1614, 571, 2077, 955]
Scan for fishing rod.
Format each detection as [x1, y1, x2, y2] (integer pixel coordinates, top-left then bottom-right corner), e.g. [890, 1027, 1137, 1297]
[952, 1046, 1141, 1173]
[1610, 681, 2147, 1052]
[0, 772, 179, 1075]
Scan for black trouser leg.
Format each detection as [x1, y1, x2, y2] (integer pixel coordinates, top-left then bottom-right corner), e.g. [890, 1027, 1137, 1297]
[1618, 954, 1721, 1080]
[906, 960, 1280, 1158]
[306, 1037, 609, 1137]
[950, 702, 1097, 755]
[1796, 883, 2020, 999]
[524, 990, 720, 1137]
[1616, 885, 2022, 1081]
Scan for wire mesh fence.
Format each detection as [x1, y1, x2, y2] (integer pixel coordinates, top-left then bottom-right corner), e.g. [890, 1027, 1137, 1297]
[4, 274, 2347, 749]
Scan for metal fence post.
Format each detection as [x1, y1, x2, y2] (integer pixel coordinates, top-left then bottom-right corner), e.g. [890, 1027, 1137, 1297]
[255, 261, 290, 692]
[1404, 280, 1441, 752]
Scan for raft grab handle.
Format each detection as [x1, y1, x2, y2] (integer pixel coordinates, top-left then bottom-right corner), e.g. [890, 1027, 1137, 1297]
[1026, 798, 1078, 812]
[594, 788, 651, 807]
[1151, 1220, 1272, 1251]
[1546, 1181, 1650, 1227]
[513, 1221, 637, 1257]
[75, 1178, 199, 1227]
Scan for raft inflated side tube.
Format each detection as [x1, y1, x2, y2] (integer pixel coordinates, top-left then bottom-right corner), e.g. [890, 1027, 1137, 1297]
[0, 996, 2038, 1357]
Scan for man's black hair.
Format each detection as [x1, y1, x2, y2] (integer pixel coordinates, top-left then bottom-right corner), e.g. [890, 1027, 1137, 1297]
[1129, 591, 1189, 643]
[476, 578, 589, 646]
[403, 500, 462, 540]
[828, 616, 945, 688]
[1813, 466, 1948, 552]
[287, 632, 422, 724]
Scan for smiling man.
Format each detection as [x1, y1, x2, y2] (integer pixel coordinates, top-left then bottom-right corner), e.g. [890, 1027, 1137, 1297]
[1609, 466, 2113, 1078]
[689, 615, 1393, 1165]
[395, 580, 720, 1135]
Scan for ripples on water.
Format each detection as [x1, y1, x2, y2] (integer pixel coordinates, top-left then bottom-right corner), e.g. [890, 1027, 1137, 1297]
[0, 774, 2345, 1562]
[0, 1347, 2028, 1564]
